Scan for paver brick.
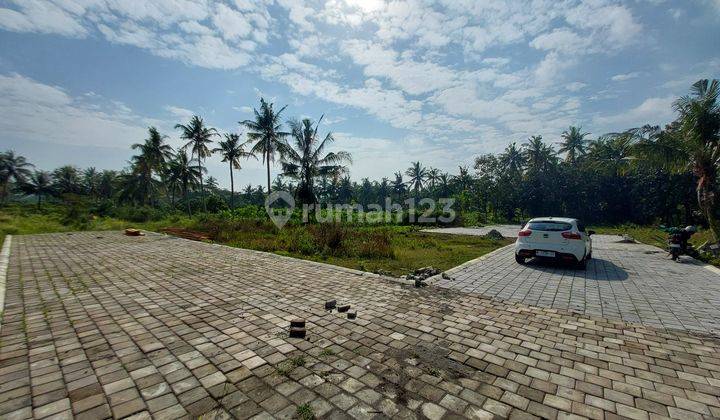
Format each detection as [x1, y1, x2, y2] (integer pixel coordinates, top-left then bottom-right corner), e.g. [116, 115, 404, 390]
[3, 231, 720, 419]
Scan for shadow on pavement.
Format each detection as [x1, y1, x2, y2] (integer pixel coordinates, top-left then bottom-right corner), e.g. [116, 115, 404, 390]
[524, 257, 629, 281]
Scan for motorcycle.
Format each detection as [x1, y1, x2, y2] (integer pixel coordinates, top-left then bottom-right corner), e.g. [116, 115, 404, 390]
[661, 225, 697, 261]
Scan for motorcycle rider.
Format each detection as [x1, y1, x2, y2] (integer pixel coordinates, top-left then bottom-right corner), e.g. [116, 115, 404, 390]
[678, 225, 697, 252]
[660, 225, 697, 259]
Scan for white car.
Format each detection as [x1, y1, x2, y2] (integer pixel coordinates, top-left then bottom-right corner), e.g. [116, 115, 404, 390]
[514, 217, 594, 268]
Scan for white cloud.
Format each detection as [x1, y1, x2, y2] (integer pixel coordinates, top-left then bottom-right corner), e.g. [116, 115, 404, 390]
[0, 0, 265, 70]
[611, 72, 641, 81]
[566, 82, 587, 92]
[0, 73, 153, 148]
[341, 40, 460, 95]
[0, 0, 86, 36]
[530, 29, 590, 54]
[593, 96, 676, 128]
[165, 106, 195, 120]
[212, 3, 253, 41]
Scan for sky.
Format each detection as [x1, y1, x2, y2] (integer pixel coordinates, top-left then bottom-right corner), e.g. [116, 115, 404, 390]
[0, 0, 719, 189]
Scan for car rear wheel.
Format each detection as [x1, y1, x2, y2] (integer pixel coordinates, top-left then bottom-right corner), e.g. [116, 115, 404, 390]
[576, 257, 587, 270]
[515, 254, 526, 264]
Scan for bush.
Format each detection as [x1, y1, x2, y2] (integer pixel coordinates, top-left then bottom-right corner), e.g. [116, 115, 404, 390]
[310, 223, 347, 255]
[356, 229, 395, 259]
[205, 194, 229, 213]
[277, 227, 316, 255]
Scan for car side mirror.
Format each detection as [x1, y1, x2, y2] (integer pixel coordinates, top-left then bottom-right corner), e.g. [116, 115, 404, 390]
[587, 230, 595, 235]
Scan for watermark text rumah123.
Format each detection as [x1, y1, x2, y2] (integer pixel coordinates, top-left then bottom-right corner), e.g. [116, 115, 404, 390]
[265, 191, 455, 229]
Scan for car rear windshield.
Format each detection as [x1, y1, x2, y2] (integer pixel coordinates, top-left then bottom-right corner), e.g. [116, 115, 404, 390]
[527, 221, 573, 231]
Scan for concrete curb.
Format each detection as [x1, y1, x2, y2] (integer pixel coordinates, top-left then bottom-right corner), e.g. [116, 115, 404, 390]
[0, 235, 12, 331]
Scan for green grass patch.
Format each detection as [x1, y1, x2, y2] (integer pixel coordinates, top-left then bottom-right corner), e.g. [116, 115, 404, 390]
[1, 203, 510, 276]
[296, 403, 315, 420]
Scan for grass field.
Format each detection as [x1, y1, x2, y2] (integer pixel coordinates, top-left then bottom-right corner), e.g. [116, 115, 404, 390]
[0, 204, 509, 276]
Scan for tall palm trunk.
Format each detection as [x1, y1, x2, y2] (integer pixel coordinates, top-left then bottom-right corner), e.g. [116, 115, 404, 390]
[198, 156, 206, 212]
[698, 175, 720, 242]
[183, 182, 191, 216]
[266, 149, 271, 194]
[229, 161, 235, 209]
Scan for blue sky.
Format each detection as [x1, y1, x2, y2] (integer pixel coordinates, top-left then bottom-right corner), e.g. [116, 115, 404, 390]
[0, 0, 719, 188]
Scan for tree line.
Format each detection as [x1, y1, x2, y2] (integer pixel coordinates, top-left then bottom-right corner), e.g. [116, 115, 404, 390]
[1, 80, 719, 241]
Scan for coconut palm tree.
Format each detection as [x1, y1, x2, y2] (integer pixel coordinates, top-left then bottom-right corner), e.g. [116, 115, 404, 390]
[522, 135, 556, 173]
[98, 170, 118, 200]
[453, 166, 473, 193]
[499, 143, 525, 176]
[19, 170, 53, 207]
[167, 150, 202, 216]
[175, 116, 217, 212]
[405, 161, 428, 197]
[127, 153, 157, 205]
[280, 117, 352, 204]
[672, 79, 720, 240]
[0, 150, 34, 204]
[426, 167, 441, 190]
[52, 165, 82, 195]
[559, 126, 590, 164]
[213, 133, 256, 208]
[240, 98, 289, 194]
[392, 172, 407, 200]
[586, 133, 635, 176]
[83, 167, 102, 200]
[132, 127, 174, 174]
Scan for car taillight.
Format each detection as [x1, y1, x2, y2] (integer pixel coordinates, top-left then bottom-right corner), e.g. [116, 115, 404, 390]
[562, 231, 581, 240]
[518, 229, 532, 237]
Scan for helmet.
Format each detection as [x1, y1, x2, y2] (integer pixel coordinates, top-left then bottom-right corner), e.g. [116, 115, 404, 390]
[685, 225, 697, 233]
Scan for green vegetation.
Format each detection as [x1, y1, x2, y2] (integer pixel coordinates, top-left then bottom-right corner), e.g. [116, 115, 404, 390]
[1, 80, 720, 272]
[296, 403, 315, 420]
[275, 355, 308, 376]
[0, 204, 508, 275]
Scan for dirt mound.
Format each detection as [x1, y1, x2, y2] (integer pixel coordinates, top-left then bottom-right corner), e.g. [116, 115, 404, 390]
[159, 227, 210, 242]
[484, 229, 504, 240]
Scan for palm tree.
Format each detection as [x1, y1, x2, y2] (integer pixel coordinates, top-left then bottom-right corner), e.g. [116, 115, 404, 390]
[127, 153, 157, 205]
[672, 79, 720, 240]
[392, 172, 407, 200]
[167, 151, 202, 216]
[52, 165, 82, 195]
[499, 143, 525, 175]
[83, 167, 101, 200]
[438, 173, 451, 197]
[176, 116, 217, 212]
[213, 133, 256, 208]
[205, 176, 219, 192]
[453, 166, 473, 192]
[0, 151, 33, 203]
[559, 126, 590, 164]
[98, 170, 118, 200]
[586, 134, 635, 176]
[280, 117, 352, 204]
[405, 161, 428, 197]
[240, 98, 290, 194]
[426, 168, 441, 190]
[132, 127, 173, 174]
[19, 171, 53, 207]
[522, 135, 556, 172]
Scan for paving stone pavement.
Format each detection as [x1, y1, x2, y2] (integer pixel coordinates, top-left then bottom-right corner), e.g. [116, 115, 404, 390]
[431, 233, 720, 334]
[421, 225, 522, 238]
[1, 231, 720, 420]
